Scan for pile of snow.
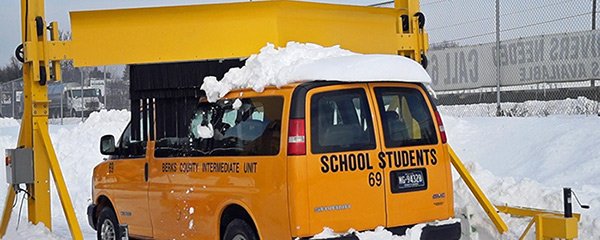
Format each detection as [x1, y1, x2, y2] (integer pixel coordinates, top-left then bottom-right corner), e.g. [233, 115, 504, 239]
[445, 116, 600, 186]
[0, 110, 130, 239]
[440, 97, 600, 117]
[201, 42, 431, 102]
[445, 115, 600, 239]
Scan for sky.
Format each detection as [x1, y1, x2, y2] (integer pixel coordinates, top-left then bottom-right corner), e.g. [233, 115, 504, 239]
[0, 0, 594, 67]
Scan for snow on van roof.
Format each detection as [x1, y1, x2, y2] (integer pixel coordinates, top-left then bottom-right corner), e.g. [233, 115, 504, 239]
[201, 42, 431, 102]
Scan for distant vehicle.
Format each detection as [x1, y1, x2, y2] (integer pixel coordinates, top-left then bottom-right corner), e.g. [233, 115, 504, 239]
[48, 83, 103, 118]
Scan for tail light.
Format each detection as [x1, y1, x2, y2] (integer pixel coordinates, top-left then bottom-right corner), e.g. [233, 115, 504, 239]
[5, 156, 11, 166]
[434, 111, 447, 144]
[288, 119, 306, 155]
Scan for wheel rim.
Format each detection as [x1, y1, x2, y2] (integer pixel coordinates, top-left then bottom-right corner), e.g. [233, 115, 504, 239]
[100, 219, 116, 240]
[232, 234, 247, 240]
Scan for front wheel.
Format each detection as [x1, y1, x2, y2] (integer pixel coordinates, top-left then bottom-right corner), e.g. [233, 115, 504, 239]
[223, 219, 258, 240]
[96, 207, 122, 240]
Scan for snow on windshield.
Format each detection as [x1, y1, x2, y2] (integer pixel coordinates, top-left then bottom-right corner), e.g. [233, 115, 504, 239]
[201, 42, 431, 102]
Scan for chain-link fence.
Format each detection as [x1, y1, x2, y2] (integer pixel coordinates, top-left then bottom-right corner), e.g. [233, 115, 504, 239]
[0, 79, 22, 118]
[0, 76, 129, 120]
[420, 0, 600, 117]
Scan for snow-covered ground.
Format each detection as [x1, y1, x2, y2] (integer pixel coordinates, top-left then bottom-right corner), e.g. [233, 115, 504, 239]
[0, 110, 130, 239]
[0, 110, 599, 239]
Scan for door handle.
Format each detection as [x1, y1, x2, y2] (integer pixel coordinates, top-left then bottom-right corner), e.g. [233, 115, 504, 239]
[144, 162, 149, 182]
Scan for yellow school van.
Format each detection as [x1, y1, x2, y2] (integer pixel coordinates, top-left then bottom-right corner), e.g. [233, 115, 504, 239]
[87, 55, 459, 240]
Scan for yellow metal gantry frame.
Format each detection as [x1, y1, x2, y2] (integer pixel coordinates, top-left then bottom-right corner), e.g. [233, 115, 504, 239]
[36, 0, 428, 67]
[0, 1, 430, 239]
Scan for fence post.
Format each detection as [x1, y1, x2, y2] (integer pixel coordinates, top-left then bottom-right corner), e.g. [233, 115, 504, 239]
[81, 68, 84, 121]
[60, 88, 64, 125]
[11, 81, 15, 118]
[495, 0, 502, 116]
[593, 0, 597, 30]
[103, 66, 107, 109]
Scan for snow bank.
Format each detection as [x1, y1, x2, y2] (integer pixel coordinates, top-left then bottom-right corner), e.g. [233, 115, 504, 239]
[0, 110, 130, 239]
[445, 115, 600, 239]
[444, 115, 600, 186]
[440, 97, 600, 117]
[201, 42, 430, 102]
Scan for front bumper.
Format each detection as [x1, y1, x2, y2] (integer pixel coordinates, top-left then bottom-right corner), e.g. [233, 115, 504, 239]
[87, 204, 97, 230]
[420, 222, 461, 240]
[298, 222, 461, 240]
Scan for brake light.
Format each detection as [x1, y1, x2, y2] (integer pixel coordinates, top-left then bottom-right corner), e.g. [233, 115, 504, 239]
[434, 111, 447, 144]
[5, 156, 11, 166]
[288, 119, 306, 155]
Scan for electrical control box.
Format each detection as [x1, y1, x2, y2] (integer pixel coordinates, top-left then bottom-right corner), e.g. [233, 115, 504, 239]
[5, 148, 34, 184]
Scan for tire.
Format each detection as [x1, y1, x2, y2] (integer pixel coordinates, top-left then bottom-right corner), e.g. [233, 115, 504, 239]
[223, 219, 258, 240]
[96, 207, 123, 240]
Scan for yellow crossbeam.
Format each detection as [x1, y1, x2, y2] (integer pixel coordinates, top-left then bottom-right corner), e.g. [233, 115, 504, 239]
[496, 205, 581, 221]
[60, 1, 428, 66]
[497, 205, 580, 240]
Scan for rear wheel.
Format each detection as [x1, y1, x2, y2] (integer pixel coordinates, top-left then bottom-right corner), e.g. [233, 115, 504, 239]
[223, 219, 258, 240]
[96, 207, 122, 240]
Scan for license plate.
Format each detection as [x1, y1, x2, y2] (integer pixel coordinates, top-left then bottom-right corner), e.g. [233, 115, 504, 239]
[390, 168, 427, 193]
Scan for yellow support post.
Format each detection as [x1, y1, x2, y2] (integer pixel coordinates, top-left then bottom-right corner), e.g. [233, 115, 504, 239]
[0, 0, 82, 239]
[35, 121, 83, 239]
[25, 0, 53, 230]
[49, 21, 62, 81]
[447, 145, 509, 234]
[394, 0, 428, 64]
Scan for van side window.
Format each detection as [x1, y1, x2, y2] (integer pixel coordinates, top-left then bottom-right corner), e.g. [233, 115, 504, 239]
[374, 87, 438, 147]
[118, 122, 147, 158]
[311, 89, 376, 153]
[154, 96, 283, 157]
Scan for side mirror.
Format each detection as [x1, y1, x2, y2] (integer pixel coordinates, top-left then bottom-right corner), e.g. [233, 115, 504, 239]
[100, 135, 116, 155]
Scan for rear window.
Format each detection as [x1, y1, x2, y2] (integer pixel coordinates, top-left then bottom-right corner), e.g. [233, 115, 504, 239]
[375, 87, 438, 148]
[154, 96, 283, 157]
[311, 89, 376, 153]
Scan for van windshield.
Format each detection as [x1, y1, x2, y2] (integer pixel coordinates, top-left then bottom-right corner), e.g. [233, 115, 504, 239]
[154, 96, 283, 157]
[374, 87, 438, 147]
